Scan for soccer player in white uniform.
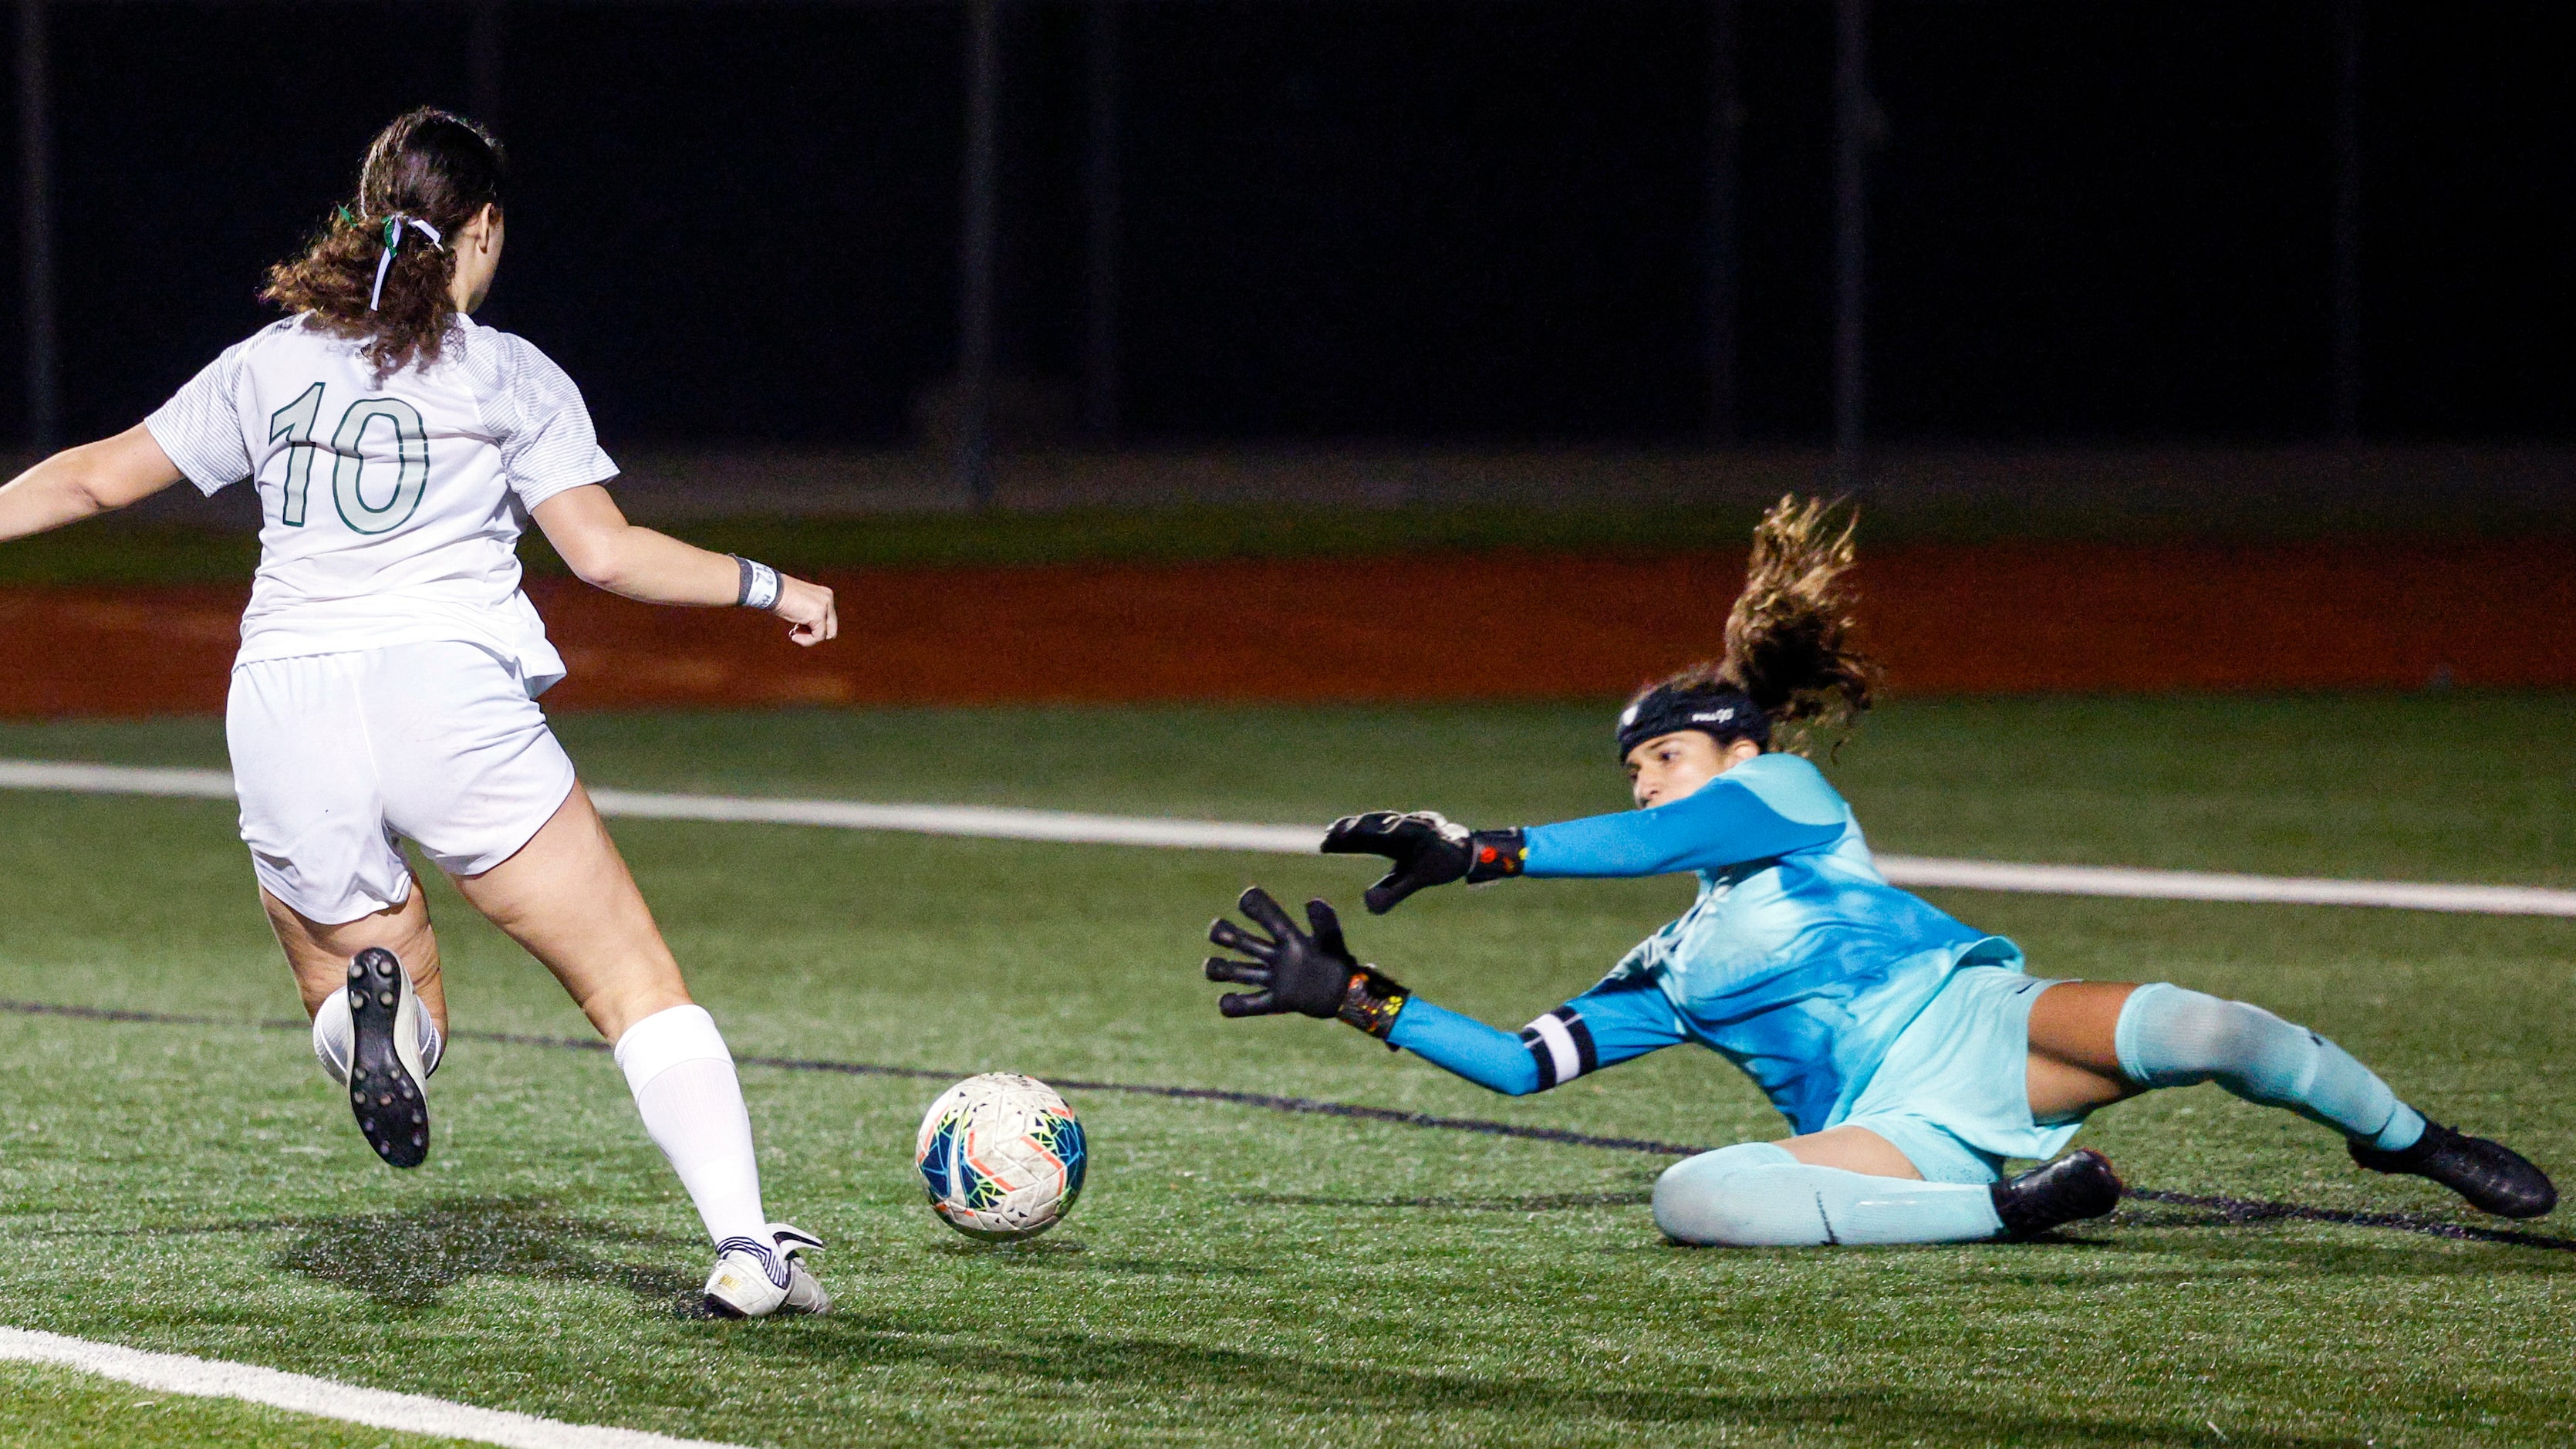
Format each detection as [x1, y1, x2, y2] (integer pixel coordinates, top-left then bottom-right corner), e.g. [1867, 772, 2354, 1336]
[0, 109, 836, 1319]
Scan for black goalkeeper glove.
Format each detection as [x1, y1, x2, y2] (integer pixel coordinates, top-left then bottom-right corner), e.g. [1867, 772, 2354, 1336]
[1204, 887, 1409, 1039]
[1319, 810, 1528, 914]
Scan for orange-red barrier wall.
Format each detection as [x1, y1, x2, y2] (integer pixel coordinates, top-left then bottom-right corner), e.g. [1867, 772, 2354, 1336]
[4, 541, 2569, 716]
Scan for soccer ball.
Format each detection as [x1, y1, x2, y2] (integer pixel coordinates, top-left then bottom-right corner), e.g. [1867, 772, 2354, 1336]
[913, 1072, 1088, 1241]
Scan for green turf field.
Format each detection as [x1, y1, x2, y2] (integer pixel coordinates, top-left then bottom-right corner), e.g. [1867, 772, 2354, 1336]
[0, 697, 2569, 1447]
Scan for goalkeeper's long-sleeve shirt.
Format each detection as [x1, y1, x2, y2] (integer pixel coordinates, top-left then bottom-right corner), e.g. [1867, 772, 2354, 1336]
[1380, 753, 2023, 1136]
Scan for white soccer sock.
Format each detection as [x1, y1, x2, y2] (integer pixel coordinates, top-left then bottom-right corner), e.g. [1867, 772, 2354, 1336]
[613, 1005, 780, 1281]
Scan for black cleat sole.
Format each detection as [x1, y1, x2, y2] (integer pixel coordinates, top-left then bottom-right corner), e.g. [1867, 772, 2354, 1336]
[346, 947, 428, 1170]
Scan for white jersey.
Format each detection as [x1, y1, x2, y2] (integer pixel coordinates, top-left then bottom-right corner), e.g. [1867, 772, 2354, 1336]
[145, 313, 616, 693]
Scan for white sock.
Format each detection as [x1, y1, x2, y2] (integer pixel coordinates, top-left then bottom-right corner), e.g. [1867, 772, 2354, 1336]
[613, 1005, 780, 1282]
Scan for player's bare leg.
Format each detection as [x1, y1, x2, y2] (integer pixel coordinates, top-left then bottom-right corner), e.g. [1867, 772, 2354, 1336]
[452, 782, 825, 1316]
[1778, 1124, 1923, 1178]
[447, 782, 687, 1042]
[2025, 980, 2138, 1121]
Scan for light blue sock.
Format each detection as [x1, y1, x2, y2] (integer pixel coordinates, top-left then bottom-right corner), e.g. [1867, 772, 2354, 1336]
[2114, 983, 2426, 1153]
[1652, 1142, 2005, 1247]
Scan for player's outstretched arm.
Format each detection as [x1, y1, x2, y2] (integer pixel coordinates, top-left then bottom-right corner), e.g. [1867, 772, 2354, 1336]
[532, 484, 837, 646]
[1203, 886, 1556, 1096]
[1323, 771, 1845, 912]
[1514, 775, 1842, 880]
[0, 425, 187, 545]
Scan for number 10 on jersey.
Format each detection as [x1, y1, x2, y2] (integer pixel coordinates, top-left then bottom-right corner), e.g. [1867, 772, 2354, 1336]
[267, 383, 432, 535]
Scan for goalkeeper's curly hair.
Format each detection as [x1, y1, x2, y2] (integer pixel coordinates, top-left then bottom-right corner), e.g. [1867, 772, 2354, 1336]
[1642, 494, 1882, 753]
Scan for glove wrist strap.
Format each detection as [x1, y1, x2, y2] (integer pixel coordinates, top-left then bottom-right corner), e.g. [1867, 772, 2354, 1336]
[1337, 968, 1408, 1040]
[1464, 827, 1528, 883]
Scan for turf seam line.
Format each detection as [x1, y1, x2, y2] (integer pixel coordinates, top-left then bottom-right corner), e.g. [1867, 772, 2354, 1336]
[5, 757, 2571, 915]
[0, 1000, 1713, 1158]
[2117, 1189, 2576, 1252]
[0, 1324, 751, 1449]
[9, 997, 2570, 1253]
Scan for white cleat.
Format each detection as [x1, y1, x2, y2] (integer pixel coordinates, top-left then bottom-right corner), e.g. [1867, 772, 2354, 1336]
[702, 1226, 832, 1319]
[769, 1223, 832, 1316]
[703, 1238, 792, 1319]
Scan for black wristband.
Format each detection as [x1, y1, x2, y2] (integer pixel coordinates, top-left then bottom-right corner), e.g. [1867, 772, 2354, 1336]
[733, 556, 781, 611]
[1464, 827, 1528, 883]
[1336, 967, 1410, 1041]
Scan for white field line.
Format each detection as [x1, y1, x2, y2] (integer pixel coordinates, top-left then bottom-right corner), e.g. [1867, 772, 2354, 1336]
[4, 757, 2571, 918]
[0, 1325, 748, 1449]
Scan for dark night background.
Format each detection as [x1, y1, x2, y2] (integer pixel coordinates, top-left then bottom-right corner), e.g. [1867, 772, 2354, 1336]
[2, 0, 2568, 450]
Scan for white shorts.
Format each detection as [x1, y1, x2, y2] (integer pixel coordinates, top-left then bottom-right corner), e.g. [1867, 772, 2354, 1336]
[226, 640, 578, 924]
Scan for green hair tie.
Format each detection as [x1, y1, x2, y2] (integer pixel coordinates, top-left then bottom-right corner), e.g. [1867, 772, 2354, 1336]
[334, 204, 356, 228]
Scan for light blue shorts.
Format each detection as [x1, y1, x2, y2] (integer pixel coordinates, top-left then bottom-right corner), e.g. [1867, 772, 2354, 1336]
[1828, 965, 2085, 1185]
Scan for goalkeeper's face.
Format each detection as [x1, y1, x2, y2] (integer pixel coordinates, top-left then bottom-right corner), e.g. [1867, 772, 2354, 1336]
[1625, 731, 1760, 809]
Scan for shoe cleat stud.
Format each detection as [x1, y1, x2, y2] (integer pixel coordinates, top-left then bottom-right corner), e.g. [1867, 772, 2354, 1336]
[373, 958, 395, 979]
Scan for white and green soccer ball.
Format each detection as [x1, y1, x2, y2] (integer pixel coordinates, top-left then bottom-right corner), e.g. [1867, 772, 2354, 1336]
[913, 1072, 1088, 1241]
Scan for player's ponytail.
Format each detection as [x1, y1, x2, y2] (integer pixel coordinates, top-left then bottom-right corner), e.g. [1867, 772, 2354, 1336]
[262, 108, 505, 375]
[1720, 495, 1879, 738]
[1623, 495, 1880, 758]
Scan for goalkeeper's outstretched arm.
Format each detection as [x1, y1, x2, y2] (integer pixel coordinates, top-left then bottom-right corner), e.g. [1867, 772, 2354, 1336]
[1203, 887, 1683, 1096]
[1319, 762, 1842, 914]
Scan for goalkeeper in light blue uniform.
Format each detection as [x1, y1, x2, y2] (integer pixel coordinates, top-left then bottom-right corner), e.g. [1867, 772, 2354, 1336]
[1202, 498, 2555, 1245]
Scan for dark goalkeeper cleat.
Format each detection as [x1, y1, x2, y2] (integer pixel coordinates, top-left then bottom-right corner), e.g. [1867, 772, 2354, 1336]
[346, 947, 430, 1170]
[1990, 1149, 2124, 1240]
[2349, 1122, 2557, 1219]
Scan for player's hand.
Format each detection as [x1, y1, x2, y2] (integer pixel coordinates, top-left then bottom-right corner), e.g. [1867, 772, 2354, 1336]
[1322, 811, 1471, 912]
[1204, 887, 1355, 1018]
[773, 575, 837, 647]
[1205, 887, 1412, 1037]
[1321, 811, 1526, 914]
